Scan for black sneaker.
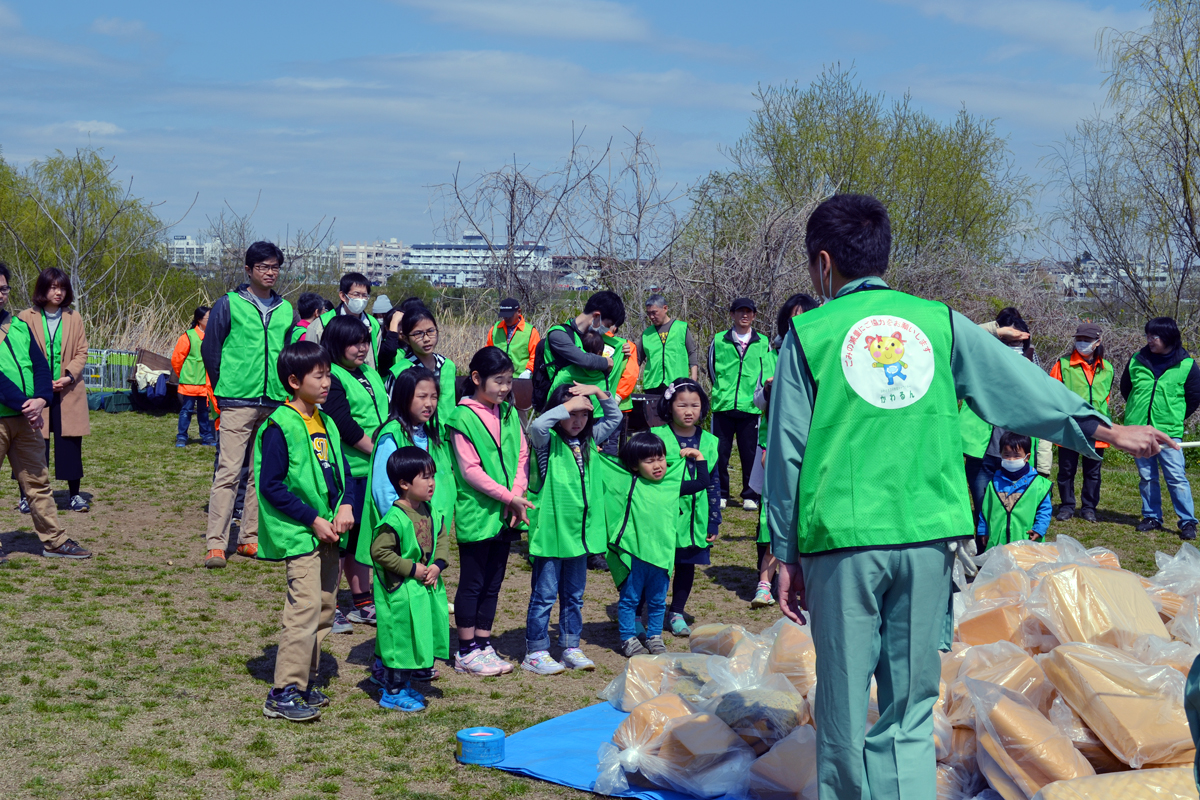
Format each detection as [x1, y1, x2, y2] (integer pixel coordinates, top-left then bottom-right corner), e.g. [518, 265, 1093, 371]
[1080, 508, 1097, 523]
[587, 554, 610, 572]
[1181, 522, 1198, 541]
[1055, 506, 1074, 522]
[1136, 517, 1164, 532]
[263, 686, 320, 722]
[301, 684, 330, 708]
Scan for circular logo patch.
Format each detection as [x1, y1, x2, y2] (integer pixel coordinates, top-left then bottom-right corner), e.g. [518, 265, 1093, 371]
[840, 315, 936, 409]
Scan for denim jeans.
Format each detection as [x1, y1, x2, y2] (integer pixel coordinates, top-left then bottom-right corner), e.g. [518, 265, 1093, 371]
[1136, 438, 1197, 526]
[177, 395, 215, 443]
[617, 556, 670, 642]
[525, 555, 587, 652]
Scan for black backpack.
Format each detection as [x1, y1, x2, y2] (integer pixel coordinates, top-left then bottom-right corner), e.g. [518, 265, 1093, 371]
[531, 339, 552, 413]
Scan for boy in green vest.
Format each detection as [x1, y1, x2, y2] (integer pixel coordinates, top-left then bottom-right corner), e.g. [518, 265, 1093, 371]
[201, 242, 298, 569]
[708, 297, 773, 511]
[639, 294, 698, 394]
[487, 298, 540, 377]
[1049, 322, 1112, 523]
[1120, 316, 1200, 539]
[766, 194, 1174, 800]
[257, 341, 355, 722]
[976, 431, 1052, 548]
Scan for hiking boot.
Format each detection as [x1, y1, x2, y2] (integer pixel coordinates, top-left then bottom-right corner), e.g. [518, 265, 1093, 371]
[1055, 506, 1074, 522]
[1136, 517, 1164, 532]
[43, 539, 91, 559]
[235, 542, 258, 558]
[668, 612, 691, 636]
[346, 604, 377, 625]
[562, 647, 595, 671]
[331, 609, 353, 634]
[301, 684, 330, 708]
[645, 635, 668, 655]
[205, 549, 226, 568]
[17, 497, 29, 514]
[1181, 522, 1198, 541]
[743, 499, 759, 511]
[69, 495, 89, 513]
[521, 651, 566, 675]
[481, 646, 514, 674]
[263, 686, 320, 722]
[1080, 508, 1097, 523]
[621, 637, 649, 658]
[587, 553, 610, 571]
[454, 648, 503, 676]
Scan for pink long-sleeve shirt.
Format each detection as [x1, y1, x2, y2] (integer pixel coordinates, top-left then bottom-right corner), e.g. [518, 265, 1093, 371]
[451, 396, 529, 506]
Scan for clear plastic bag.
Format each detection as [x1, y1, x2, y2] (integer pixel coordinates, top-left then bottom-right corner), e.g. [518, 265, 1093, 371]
[1028, 767, 1196, 799]
[1151, 541, 1200, 599]
[965, 677, 1095, 800]
[596, 693, 699, 795]
[1041, 642, 1195, 768]
[690, 623, 754, 657]
[636, 712, 758, 799]
[1140, 576, 1186, 620]
[937, 762, 987, 800]
[765, 618, 818, 697]
[944, 641, 1054, 727]
[740, 724, 819, 800]
[1046, 695, 1124, 774]
[957, 597, 1040, 650]
[700, 673, 807, 754]
[1029, 564, 1169, 651]
[1129, 633, 1200, 676]
[1166, 597, 1200, 647]
[598, 652, 716, 712]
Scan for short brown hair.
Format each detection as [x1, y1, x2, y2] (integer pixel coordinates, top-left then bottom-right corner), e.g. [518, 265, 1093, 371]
[32, 268, 74, 309]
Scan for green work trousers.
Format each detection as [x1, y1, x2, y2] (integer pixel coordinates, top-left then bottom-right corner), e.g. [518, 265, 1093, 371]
[801, 541, 952, 800]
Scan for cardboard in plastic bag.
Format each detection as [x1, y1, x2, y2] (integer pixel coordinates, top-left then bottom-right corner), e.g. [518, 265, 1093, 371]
[943, 642, 972, 685]
[991, 541, 1061, 573]
[1041, 642, 1195, 768]
[637, 712, 758, 799]
[1046, 695, 1125, 774]
[1167, 597, 1200, 647]
[957, 598, 1039, 649]
[965, 678, 1094, 800]
[742, 724, 819, 800]
[1140, 575, 1186, 621]
[1030, 564, 1169, 651]
[703, 674, 807, 754]
[766, 619, 818, 697]
[599, 652, 716, 712]
[690, 623, 752, 657]
[1028, 767, 1195, 799]
[613, 693, 697, 750]
[934, 703, 954, 761]
[945, 641, 1053, 727]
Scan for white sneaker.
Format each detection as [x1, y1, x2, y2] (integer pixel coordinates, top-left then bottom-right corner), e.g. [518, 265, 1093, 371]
[454, 648, 503, 676]
[521, 651, 566, 675]
[481, 645, 514, 674]
[719, 498, 727, 509]
[561, 647, 595, 671]
[743, 499, 759, 511]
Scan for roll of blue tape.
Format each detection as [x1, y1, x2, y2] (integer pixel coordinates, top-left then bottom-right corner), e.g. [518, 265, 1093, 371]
[456, 726, 506, 765]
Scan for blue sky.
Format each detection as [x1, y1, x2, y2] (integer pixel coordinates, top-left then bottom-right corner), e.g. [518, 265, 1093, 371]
[0, 0, 1151, 248]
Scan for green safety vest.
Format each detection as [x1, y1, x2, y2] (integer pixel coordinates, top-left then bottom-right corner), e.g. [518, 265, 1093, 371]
[319, 308, 382, 363]
[1058, 357, 1113, 418]
[543, 324, 623, 413]
[179, 329, 207, 386]
[528, 432, 605, 558]
[958, 401, 992, 459]
[791, 287, 969, 554]
[651, 425, 719, 550]
[41, 311, 61, 380]
[389, 354, 458, 434]
[288, 325, 306, 345]
[444, 401, 523, 543]
[980, 473, 1052, 550]
[711, 329, 773, 414]
[214, 292, 294, 401]
[370, 503, 449, 669]
[254, 404, 347, 561]
[0, 317, 35, 418]
[355, 419, 456, 568]
[329, 363, 389, 478]
[491, 319, 535, 373]
[1126, 354, 1194, 438]
[598, 454, 684, 586]
[756, 350, 779, 448]
[641, 320, 691, 390]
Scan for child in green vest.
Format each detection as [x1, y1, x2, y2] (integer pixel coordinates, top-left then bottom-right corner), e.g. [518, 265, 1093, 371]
[389, 304, 458, 432]
[320, 315, 390, 631]
[445, 346, 531, 676]
[257, 341, 355, 722]
[172, 306, 216, 447]
[650, 379, 720, 637]
[976, 431, 1052, 549]
[371, 446, 451, 712]
[522, 381, 622, 674]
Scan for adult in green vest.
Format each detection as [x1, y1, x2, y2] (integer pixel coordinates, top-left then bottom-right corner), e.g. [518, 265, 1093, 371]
[538, 290, 627, 403]
[487, 298, 540, 377]
[639, 294, 699, 394]
[303, 272, 398, 372]
[201, 241, 299, 569]
[1121, 316, 1200, 539]
[708, 297, 774, 512]
[765, 194, 1173, 800]
[320, 315, 390, 629]
[172, 306, 216, 447]
[975, 432, 1053, 549]
[1049, 322, 1113, 523]
[387, 304, 458, 434]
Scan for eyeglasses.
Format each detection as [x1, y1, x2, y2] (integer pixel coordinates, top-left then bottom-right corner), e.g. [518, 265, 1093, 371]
[0, 286, 11, 295]
[346, 291, 370, 299]
[1147, 335, 1162, 342]
[252, 263, 281, 274]
[408, 328, 438, 341]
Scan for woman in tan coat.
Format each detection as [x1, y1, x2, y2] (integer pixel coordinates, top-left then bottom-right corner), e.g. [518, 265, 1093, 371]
[17, 268, 90, 512]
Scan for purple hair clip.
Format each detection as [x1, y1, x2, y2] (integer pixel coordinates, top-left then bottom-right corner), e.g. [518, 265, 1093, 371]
[663, 384, 677, 401]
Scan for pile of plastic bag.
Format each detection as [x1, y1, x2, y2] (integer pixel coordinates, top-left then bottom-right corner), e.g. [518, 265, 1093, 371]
[592, 535, 1200, 800]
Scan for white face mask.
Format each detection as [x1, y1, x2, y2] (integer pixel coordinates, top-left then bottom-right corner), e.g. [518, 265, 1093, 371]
[1001, 458, 1026, 472]
[346, 297, 369, 315]
[1075, 340, 1098, 356]
[1008, 343, 1025, 355]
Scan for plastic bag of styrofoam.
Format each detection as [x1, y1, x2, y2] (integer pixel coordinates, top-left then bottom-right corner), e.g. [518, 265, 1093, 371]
[937, 762, 987, 800]
[965, 678, 1095, 800]
[756, 617, 786, 648]
[1140, 575, 1187, 620]
[934, 702, 954, 761]
[691, 623, 759, 657]
[635, 712, 758, 798]
[596, 693, 699, 795]
[1151, 542, 1200, 599]
[699, 672, 806, 755]
[1167, 596, 1200, 647]
[763, 618, 818, 697]
[1047, 695, 1124, 774]
[957, 597, 1042, 650]
[944, 641, 1053, 727]
[738, 724, 819, 800]
[1129, 633, 1200, 676]
[1028, 563, 1169, 651]
[598, 652, 718, 711]
[1029, 767, 1196, 799]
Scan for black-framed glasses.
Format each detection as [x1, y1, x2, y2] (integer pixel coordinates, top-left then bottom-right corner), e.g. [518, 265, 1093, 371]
[252, 263, 282, 274]
[0, 286, 10, 295]
[409, 328, 438, 340]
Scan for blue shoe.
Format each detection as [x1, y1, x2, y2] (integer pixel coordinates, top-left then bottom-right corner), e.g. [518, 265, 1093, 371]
[175, 438, 187, 448]
[379, 683, 424, 712]
[200, 439, 217, 447]
[263, 685, 320, 722]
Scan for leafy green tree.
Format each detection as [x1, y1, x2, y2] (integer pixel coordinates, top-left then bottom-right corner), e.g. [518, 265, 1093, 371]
[384, 268, 437, 308]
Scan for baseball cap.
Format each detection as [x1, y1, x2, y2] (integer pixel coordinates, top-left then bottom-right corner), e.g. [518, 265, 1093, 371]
[729, 297, 756, 313]
[499, 298, 520, 316]
[1075, 322, 1102, 339]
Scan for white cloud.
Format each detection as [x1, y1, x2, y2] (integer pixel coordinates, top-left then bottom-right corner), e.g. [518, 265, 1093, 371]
[49, 120, 125, 136]
[90, 17, 156, 43]
[391, 0, 651, 42]
[885, 0, 1150, 59]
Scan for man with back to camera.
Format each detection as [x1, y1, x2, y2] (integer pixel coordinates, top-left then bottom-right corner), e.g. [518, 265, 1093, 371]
[765, 193, 1172, 800]
[201, 242, 298, 569]
[639, 294, 699, 394]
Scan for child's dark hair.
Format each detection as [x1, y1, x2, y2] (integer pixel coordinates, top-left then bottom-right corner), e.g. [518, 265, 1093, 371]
[298, 292, 327, 320]
[996, 307, 1028, 332]
[386, 445, 436, 491]
[584, 290, 626, 329]
[321, 314, 372, 367]
[190, 306, 210, 328]
[469, 346, 514, 386]
[581, 330, 604, 356]
[545, 383, 596, 463]
[776, 293, 819, 339]
[277, 341, 330, 391]
[388, 366, 442, 446]
[1146, 316, 1181, 350]
[998, 430, 1031, 456]
[619, 430, 667, 474]
[656, 378, 710, 422]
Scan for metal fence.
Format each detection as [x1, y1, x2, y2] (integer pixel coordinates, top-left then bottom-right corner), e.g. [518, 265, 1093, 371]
[84, 349, 136, 392]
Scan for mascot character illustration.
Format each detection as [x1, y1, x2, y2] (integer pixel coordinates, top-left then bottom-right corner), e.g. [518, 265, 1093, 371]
[865, 331, 908, 385]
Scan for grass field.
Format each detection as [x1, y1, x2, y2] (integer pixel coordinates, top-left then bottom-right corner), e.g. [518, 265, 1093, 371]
[0, 412, 1196, 799]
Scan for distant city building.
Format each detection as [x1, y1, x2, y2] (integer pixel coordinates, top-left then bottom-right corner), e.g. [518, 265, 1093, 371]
[402, 231, 551, 288]
[1003, 255, 1175, 300]
[340, 239, 405, 284]
[164, 235, 222, 267]
[161, 235, 338, 281]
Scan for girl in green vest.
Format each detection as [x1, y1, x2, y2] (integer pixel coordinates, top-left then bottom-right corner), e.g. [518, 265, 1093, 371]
[975, 431, 1052, 549]
[650, 379, 720, 637]
[388, 304, 458, 433]
[320, 315, 389, 630]
[522, 381, 622, 675]
[371, 446, 451, 713]
[172, 306, 216, 447]
[445, 346, 531, 676]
